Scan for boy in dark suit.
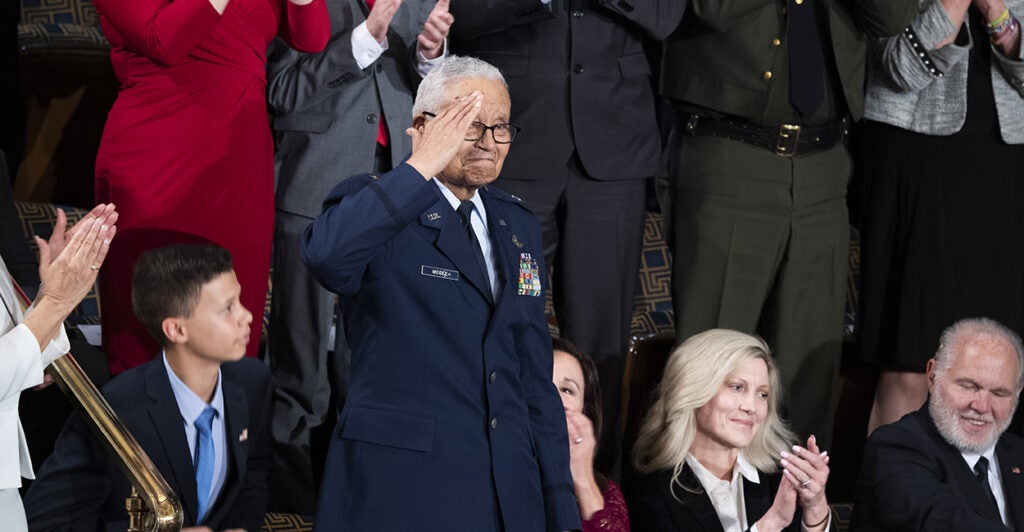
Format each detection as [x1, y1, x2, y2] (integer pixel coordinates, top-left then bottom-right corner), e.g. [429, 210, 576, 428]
[25, 244, 271, 532]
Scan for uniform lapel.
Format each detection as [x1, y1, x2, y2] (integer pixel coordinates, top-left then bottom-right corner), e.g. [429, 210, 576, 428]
[419, 197, 495, 305]
[481, 189, 513, 308]
[145, 362, 200, 525]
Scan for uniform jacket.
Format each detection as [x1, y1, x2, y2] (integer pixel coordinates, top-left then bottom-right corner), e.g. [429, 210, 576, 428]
[24, 357, 273, 532]
[661, 0, 918, 122]
[852, 405, 1024, 531]
[267, 0, 433, 219]
[301, 163, 580, 531]
[449, 0, 685, 181]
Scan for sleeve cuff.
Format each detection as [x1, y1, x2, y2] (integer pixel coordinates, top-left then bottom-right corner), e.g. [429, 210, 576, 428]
[416, 39, 448, 77]
[351, 21, 386, 70]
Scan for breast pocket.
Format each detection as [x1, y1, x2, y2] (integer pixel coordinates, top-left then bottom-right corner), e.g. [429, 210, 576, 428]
[340, 404, 436, 452]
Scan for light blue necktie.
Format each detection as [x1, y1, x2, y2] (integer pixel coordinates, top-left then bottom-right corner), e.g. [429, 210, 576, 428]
[194, 406, 216, 521]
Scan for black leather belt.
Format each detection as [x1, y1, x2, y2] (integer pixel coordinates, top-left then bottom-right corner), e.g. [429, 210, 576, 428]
[683, 114, 848, 157]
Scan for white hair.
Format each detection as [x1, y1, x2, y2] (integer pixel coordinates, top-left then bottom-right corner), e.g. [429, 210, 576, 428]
[411, 55, 508, 118]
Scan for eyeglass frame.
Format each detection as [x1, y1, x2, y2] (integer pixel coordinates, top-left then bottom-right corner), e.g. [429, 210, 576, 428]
[422, 112, 521, 144]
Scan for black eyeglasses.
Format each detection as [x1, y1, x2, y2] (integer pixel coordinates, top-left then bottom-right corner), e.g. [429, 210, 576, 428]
[423, 112, 521, 144]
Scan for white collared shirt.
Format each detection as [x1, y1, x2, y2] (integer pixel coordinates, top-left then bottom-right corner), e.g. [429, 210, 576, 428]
[962, 447, 1008, 525]
[162, 354, 227, 520]
[686, 452, 761, 532]
[433, 179, 499, 299]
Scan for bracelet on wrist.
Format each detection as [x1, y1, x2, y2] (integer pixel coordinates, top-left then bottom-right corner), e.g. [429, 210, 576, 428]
[990, 8, 1011, 29]
[987, 10, 1015, 36]
[801, 510, 830, 530]
[991, 16, 1019, 45]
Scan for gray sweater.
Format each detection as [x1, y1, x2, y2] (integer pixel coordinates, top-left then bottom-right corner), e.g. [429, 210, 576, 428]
[864, 0, 1024, 143]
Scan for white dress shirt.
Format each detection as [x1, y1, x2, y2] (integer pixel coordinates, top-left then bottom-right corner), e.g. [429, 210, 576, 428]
[962, 447, 1009, 525]
[686, 452, 761, 532]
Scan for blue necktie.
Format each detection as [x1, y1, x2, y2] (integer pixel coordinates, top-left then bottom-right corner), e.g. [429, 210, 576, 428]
[194, 406, 216, 521]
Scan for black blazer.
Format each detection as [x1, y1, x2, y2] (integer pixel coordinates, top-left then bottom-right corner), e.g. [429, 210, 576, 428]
[852, 405, 1024, 531]
[25, 357, 272, 531]
[627, 463, 814, 532]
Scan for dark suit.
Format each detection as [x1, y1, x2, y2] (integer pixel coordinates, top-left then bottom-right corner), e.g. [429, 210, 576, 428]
[302, 164, 579, 531]
[449, 0, 686, 474]
[852, 405, 1024, 531]
[24, 357, 272, 531]
[627, 464, 817, 531]
[264, 0, 432, 511]
[660, 0, 917, 449]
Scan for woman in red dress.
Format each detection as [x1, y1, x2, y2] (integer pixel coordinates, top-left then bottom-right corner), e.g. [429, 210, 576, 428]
[93, 0, 328, 373]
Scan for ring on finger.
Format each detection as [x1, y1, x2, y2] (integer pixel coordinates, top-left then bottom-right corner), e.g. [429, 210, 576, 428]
[574, 437, 583, 444]
[800, 477, 811, 488]
[90, 264, 99, 271]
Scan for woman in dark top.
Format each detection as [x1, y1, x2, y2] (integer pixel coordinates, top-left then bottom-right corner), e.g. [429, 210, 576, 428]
[857, 0, 1024, 433]
[629, 329, 832, 532]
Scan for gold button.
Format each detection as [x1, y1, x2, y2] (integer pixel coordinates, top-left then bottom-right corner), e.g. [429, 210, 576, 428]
[772, 38, 781, 47]
[763, 71, 773, 81]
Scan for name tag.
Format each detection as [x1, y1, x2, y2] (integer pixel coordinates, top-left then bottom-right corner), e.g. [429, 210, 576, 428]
[421, 265, 459, 281]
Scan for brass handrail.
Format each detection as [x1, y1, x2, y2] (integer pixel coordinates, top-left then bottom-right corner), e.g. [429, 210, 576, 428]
[47, 353, 184, 531]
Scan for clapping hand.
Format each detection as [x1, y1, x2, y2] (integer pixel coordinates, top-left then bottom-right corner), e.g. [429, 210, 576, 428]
[44, 204, 118, 264]
[780, 435, 831, 529]
[366, 0, 403, 42]
[418, 0, 452, 60]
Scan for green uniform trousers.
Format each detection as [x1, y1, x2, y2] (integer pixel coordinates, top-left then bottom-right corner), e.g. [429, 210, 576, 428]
[669, 133, 851, 447]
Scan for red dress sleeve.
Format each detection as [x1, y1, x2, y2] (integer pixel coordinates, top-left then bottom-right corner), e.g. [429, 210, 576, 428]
[278, 0, 330, 53]
[582, 479, 631, 532]
[93, 0, 221, 65]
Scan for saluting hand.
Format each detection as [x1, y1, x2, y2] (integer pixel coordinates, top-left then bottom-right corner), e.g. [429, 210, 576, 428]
[405, 91, 482, 179]
[418, 0, 452, 60]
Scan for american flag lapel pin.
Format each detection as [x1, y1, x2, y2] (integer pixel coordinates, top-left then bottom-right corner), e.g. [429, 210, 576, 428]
[239, 428, 248, 442]
[1012, 466, 1021, 474]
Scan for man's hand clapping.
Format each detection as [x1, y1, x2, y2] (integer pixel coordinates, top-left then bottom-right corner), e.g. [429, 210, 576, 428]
[418, 0, 452, 60]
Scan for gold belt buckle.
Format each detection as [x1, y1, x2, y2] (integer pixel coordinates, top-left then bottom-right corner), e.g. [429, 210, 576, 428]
[775, 124, 801, 157]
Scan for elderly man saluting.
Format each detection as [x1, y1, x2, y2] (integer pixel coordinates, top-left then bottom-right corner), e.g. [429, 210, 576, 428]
[302, 56, 580, 532]
[853, 317, 1024, 530]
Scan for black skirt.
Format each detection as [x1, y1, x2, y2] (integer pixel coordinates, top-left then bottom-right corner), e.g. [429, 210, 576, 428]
[857, 10, 1024, 369]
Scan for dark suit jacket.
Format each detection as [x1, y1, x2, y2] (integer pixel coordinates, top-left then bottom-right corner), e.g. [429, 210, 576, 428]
[301, 163, 580, 532]
[852, 405, 1024, 531]
[660, 0, 917, 122]
[24, 357, 273, 532]
[627, 464, 819, 532]
[449, 0, 685, 182]
[267, 0, 433, 219]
